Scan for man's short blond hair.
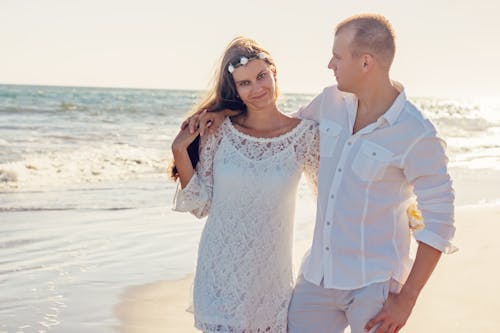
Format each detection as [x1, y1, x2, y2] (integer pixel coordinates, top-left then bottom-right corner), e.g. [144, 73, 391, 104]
[336, 14, 396, 67]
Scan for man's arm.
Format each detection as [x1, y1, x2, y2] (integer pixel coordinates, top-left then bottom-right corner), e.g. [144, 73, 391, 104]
[289, 92, 323, 121]
[365, 242, 441, 333]
[367, 131, 455, 333]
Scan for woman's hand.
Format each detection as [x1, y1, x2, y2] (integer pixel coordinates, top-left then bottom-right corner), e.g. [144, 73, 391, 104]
[172, 125, 200, 153]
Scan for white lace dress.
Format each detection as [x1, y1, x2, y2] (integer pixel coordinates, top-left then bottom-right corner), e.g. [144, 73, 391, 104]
[173, 117, 319, 333]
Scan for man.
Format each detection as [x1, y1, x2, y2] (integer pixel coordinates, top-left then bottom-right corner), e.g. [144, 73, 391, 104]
[188, 13, 456, 333]
[285, 14, 456, 333]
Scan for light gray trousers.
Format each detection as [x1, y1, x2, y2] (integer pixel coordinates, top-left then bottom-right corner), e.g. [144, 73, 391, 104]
[288, 275, 394, 333]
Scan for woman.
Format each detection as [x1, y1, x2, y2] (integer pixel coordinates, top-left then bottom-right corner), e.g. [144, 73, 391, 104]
[170, 36, 319, 332]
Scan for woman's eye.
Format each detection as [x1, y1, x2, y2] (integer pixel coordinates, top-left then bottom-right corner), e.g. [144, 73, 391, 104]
[257, 72, 267, 80]
[238, 81, 250, 87]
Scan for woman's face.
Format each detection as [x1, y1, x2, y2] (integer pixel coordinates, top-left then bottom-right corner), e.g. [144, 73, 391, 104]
[231, 59, 277, 111]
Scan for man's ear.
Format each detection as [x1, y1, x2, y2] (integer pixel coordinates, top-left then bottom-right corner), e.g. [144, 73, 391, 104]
[361, 54, 374, 71]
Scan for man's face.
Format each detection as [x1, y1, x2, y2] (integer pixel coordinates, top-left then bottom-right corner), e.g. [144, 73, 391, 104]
[327, 28, 363, 93]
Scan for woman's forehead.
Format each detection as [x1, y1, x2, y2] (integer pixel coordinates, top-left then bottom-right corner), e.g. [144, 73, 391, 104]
[232, 59, 269, 80]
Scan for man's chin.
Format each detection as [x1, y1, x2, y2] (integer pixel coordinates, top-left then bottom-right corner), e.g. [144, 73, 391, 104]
[336, 84, 348, 92]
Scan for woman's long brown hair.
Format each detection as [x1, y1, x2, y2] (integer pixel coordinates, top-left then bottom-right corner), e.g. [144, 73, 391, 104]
[169, 37, 277, 180]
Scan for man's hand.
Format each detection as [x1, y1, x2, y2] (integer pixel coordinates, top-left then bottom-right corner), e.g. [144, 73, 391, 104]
[365, 242, 442, 333]
[364, 291, 416, 333]
[180, 109, 206, 132]
[180, 109, 227, 137]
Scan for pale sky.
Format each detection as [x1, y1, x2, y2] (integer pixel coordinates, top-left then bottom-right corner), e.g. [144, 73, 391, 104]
[1, 0, 499, 99]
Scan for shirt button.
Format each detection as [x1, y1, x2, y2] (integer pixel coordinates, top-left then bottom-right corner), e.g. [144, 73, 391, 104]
[330, 194, 334, 199]
[338, 168, 342, 172]
[325, 246, 330, 251]
[347, 141, 352, 146]
[372, 152, 377, 156]
[326, 221, 331, 226]
[326, 128, 330, 132]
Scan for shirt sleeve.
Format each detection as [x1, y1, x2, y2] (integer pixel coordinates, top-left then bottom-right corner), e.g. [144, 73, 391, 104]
[289, 92, 323, 121]
[172, 132, 220, 218]
[295, 121, 320, 198]
[402, 132, 457, 254]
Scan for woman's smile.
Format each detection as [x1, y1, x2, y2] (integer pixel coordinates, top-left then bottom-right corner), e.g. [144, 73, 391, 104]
[252, 90, 268, 100]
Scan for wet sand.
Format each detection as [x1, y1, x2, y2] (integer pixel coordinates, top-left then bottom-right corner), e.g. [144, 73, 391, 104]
[115, 205, 500, 332]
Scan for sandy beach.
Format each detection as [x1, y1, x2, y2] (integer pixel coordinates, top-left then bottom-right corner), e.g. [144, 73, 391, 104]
[114, 204, 500, 333]
[114, 225, 314, 333]
[2, 84, 500, 331]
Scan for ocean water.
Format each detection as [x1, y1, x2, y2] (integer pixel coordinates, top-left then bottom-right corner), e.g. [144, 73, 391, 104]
[0, 84, 499, 332]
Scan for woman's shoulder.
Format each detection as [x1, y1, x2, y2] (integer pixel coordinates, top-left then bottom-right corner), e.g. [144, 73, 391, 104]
[296, 118, 319, 135]
[281, 117, 318, 142]
[199, 117, 229, 147]
[280, 116, 317, 131]
[293, 119, 319, 152]
[299, 118, 319, 127]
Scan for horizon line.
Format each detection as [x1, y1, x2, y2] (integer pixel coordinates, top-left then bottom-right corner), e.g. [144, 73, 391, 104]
[0, 82, 493, 102]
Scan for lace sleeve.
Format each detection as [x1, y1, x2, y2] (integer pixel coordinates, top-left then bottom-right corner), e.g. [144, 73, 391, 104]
[295, 121, 320, 198]
[172, 132, 221, 218]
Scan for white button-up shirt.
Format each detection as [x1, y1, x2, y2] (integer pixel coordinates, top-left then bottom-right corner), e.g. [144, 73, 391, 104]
[294, 83, 456, 290]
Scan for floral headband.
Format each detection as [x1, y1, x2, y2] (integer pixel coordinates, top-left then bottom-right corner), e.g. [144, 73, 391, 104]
[227, 52, 267, 73]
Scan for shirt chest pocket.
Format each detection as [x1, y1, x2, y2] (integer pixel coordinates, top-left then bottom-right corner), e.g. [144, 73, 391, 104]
[319, 120, 342, 157]
[352, 141, 393, 182]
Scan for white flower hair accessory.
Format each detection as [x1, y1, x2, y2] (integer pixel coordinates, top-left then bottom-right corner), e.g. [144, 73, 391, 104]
[228, 52, 267, 73]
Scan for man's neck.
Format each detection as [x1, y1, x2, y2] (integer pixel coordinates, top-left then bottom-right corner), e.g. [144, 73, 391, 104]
[352, 78, 400, 134]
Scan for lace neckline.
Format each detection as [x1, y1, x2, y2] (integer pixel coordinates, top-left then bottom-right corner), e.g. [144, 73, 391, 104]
[225, 117, 306, 142]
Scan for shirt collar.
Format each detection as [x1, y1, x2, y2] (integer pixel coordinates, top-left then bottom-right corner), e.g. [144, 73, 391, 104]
[341, 81, 407, 127]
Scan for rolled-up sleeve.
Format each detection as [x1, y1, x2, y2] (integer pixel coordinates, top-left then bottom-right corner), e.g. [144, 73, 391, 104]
[403, 132, 457, 254]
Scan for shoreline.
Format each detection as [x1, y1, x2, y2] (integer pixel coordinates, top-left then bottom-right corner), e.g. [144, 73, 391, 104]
[114, 230, 313, 333]
[114, 204, 500, 333]
[115, 275, 197, 333]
